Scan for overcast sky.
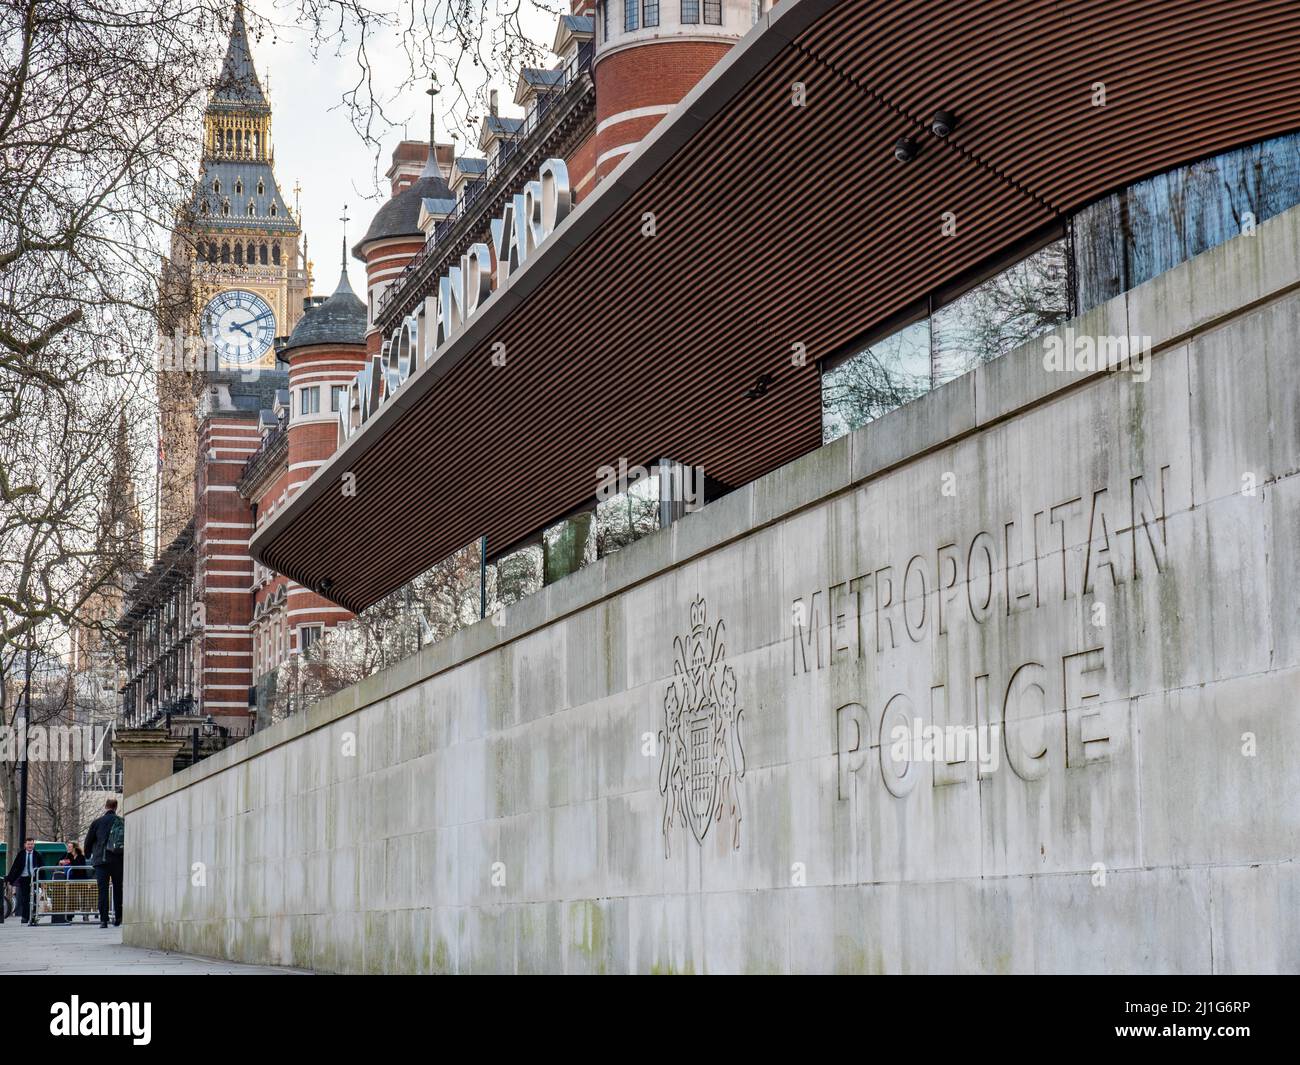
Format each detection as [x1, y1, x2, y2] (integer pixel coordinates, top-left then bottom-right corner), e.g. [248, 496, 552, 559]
[246, 1, 554, 292]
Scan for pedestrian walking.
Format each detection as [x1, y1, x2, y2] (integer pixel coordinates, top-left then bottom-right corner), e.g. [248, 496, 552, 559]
[4, 838, 46, 924]
[83, 799, 125, 928]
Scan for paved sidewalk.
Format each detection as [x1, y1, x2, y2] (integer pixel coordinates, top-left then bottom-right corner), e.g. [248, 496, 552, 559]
[0, 920, 310, 975]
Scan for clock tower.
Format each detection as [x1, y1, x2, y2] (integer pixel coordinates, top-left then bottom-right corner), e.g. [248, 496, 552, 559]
[157, 0, 311, 546]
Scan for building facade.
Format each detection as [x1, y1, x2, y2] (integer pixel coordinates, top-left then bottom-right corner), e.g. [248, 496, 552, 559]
[120, 522, 197, 731]
[324, 0, 759, 613]
[126, 0, 1300, 971]
[239, 261, 367, 719]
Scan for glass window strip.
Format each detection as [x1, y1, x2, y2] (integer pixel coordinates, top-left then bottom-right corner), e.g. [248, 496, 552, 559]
[820, 130, 1300, 444]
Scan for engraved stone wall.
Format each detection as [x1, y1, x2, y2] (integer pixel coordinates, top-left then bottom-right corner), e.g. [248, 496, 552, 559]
[123, 206, 1300, 973]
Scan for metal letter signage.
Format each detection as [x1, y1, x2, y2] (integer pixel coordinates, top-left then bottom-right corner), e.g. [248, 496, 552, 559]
[657, 597, 747, 856]
[339, 158, 573, 445]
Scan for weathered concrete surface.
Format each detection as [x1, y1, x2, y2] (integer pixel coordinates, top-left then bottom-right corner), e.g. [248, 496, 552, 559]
[124, 206, 1300, 974]
[0, 920, 308, 975]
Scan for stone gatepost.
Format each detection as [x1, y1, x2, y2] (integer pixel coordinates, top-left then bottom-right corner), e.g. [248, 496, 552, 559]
[114, 729, 184, 801]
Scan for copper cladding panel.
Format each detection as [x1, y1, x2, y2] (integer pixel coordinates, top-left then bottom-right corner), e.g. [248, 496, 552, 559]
[257, 0, 1300, 612]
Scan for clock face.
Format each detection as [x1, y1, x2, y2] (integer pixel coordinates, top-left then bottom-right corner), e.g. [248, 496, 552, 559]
[201, 289, 276, 366]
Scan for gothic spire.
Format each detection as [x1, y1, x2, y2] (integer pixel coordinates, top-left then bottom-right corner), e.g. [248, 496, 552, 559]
[212, 0, 270, 111]
[102, 410, 144, 573]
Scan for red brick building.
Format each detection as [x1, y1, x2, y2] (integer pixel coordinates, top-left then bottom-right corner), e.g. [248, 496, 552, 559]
[363, 0, 754, 347]
[240, 264, 367, 708]
[125, 0, 763, 740]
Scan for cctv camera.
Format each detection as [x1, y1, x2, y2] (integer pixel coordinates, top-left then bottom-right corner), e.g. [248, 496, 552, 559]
[316, 577, 334, 596]
[930, 110, 959, 138]
[893, 137, 918, 163]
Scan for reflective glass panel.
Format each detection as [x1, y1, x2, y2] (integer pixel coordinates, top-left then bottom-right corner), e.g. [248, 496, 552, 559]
[821, 318, 931, 443]
[596, 472, 660, 557]
[931, 238, 1070, 386]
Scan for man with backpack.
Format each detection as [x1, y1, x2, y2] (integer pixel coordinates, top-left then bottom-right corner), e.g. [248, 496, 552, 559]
[83, 798, 124, 928]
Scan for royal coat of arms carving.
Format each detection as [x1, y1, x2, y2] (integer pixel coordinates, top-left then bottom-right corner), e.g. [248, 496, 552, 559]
[657, 596, 747, 855]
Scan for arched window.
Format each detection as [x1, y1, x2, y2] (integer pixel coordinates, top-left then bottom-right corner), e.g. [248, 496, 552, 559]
[247, 241, 256, 263]
[272, 242, 281, 265]
[235, 242, 243, 265]
[247, 201, 256, 217]
[200, 201, 210, 215]
[259, 243, 268, 265]
[269, 202, 277, 217]
[212, 178, 221, 194]
[225, 128, 233, 152]
[208, 241, 218, 262]
[257, 178, 264, 196]
[234, 179, 243, 195]
[221, 199, 230, 217]
[221, 242, 230, 264]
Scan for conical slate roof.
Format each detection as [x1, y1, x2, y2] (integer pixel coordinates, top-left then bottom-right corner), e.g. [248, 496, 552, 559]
[282, 269, 367, 353]
[353, 152, 453, 256]
[211, 1, 269, 111]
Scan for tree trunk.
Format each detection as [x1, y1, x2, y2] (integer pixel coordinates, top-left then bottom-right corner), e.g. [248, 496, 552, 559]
[1, 759, 18, 859]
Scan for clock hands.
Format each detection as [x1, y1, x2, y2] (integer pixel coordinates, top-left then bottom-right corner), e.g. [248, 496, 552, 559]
[231, 312, 272, 333]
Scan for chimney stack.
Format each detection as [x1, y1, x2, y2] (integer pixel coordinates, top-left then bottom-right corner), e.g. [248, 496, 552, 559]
[489, 89, 499, 117]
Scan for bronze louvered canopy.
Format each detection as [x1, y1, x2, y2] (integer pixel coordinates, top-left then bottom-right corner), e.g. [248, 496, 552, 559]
[252, 0, 1300, 613]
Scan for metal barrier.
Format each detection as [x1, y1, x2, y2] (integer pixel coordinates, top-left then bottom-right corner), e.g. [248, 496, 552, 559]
[29, 866, 110, 925]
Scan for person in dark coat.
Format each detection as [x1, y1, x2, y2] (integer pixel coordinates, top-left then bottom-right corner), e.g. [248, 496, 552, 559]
[50, 843, 76, 924]
[4, 838, 46, 923]
[83, 798, 124, 928]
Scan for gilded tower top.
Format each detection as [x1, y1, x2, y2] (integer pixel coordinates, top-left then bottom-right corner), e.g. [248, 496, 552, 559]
[202, 0, 274, 166]
[211, 0, 270, 114]
[190, 2, 294, 229]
